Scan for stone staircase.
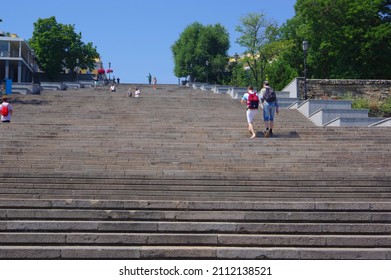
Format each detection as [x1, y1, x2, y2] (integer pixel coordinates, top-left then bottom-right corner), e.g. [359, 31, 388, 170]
[0, 84, 391, 259]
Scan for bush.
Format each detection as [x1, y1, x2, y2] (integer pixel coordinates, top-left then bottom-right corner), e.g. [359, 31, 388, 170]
[380, 97, 391, 118]
[342, 94, 391, 117]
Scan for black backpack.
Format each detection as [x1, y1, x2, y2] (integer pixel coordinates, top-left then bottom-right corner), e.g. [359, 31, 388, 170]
[263, 87, 276, 103]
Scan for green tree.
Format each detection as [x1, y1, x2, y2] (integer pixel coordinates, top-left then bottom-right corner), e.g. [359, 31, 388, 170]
[266, 53, 299, 90]
[235, 13, 279, 90]
[29, 16, 99, 80]
[172, 22, 230, 84]
[286, 0, 391, 79]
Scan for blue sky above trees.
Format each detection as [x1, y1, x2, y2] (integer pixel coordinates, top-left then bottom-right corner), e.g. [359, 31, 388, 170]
[1, 0, 296, 83]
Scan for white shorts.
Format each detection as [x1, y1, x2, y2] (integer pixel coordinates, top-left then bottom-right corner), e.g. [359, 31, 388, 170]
[246, 109, 258, 123]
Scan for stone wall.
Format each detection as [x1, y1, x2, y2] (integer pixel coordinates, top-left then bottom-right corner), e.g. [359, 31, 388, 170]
[298, 79, 391, 100]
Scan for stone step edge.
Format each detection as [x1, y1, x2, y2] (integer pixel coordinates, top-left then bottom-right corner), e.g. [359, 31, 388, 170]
[0, 246, 390, 259]
[1, 209, 391, 222]
[2, 221, 391, 234]
[0, 232, 390, 247]
[1, 199, 390, 210]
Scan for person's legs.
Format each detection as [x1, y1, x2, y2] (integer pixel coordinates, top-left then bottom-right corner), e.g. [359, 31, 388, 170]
[248, 122, 256, 138]
[269, 121, 274, 135]
[268, 106, 276, 135]
[263, 103, 276, 137]
[246, 110, 257, 138]
[263, 104, 271, 137]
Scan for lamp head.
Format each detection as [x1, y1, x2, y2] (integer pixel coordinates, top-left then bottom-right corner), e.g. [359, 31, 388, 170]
[302, 40, 309, 52]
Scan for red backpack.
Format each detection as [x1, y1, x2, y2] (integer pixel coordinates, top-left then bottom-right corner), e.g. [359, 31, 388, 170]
[247, 92, 259, 109]
[1, 104, 9, 117]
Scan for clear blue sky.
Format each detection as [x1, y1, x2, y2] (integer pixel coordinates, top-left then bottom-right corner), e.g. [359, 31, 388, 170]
[2, 0, 297, 84]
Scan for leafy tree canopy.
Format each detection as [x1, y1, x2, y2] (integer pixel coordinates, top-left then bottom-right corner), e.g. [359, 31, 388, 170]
[235, 13, 280, 90]
[172, 22, 230, 84]
[282, 0, 391, 79]
[29, 16, 99, 80]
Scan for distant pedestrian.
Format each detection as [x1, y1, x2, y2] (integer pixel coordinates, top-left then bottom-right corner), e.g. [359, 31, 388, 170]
[134, 87, 141, 97]
[117, 77, 120, 84]
[241, 86, 260, 139]
[260, 81, 279, 137]
[127, 87, 132, 97]
[110, 84, 116, 92]
[152, 77, 157, 90]
[93, 76, 98, 87]
[147, 73, 152, 84]
[1, 95, 13, 123]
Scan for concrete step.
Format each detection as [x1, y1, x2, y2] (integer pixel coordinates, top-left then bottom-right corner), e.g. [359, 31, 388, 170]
[309, 108, 369, 126]
[370, 117, 391, 127]
[2, 220, 391, 234]
[1, 198, 390, 210]
[1, 245, 390, 259]
[325, 117, 385, 127]
[2, 232, 391, 248]
[295, 99, 388, 127]
[298, 99, 353, 117]
[277, 97, 300, 108]
[2, 208, 391, 222]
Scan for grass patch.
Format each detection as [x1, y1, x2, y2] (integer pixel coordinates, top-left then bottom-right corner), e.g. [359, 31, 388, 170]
[341, 93, 391, 117]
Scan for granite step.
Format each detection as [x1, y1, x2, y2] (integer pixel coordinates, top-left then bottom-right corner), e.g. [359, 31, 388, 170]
[1, 245, 390, 259]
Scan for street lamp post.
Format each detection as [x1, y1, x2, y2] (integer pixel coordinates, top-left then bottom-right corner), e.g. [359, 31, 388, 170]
[302, 40, 309, 100]
[76, 58, 79, 82]
[189, 63, 193, 83]
[108, 62, 111, 80]
[205, 60, 209, 83]
[234, 53, 239, 87]
[31, 50, 35, 85]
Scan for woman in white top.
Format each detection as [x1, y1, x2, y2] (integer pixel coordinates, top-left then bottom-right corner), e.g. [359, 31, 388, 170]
[134, 87, 141, 97]
[1, 96, 13, 123]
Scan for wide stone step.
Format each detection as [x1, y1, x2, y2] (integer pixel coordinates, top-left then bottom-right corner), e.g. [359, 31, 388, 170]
[2, 220, 391, 234]
[2, 182, 391, 193]
[1, 189, 391, 200]
[1, 245, 390, 259]
[1, 233, 391, 248]
[2, 209, 391, 222]
[1, 199, 390, 210]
